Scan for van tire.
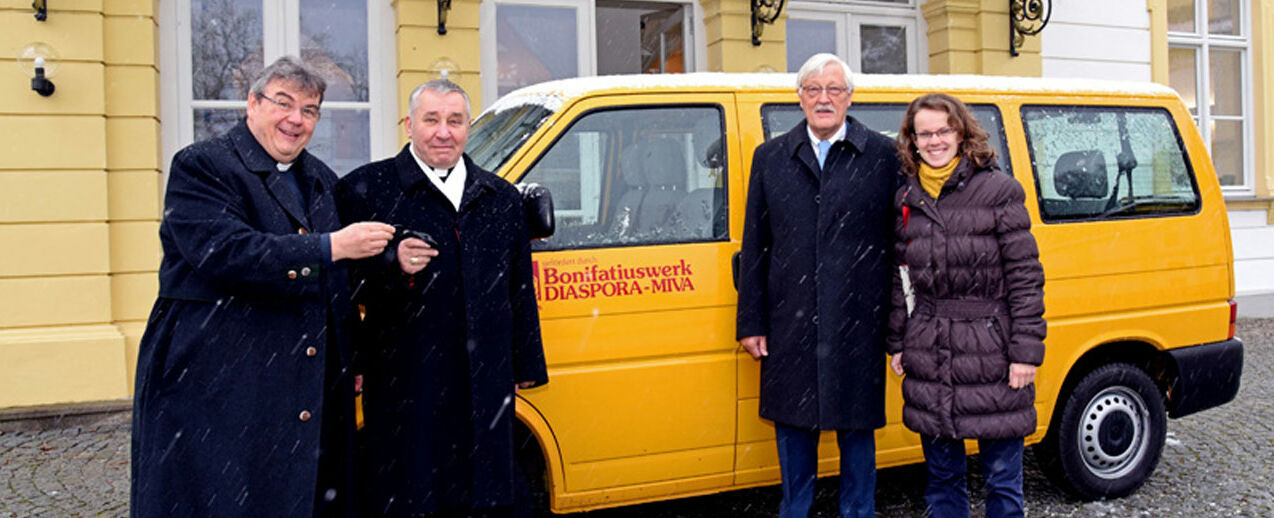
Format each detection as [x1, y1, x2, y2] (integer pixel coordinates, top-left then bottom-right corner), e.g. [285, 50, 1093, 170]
[1038, 363, 1166, 499]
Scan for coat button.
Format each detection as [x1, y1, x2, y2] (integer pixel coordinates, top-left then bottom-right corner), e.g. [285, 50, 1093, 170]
[297, 228, 309, 235]
[812, 314, 820, 325]
[301, 266, 312, 277]
[815, 195, 821, 204]
[298, 410, 312, 422]
[305, 346, 317, 357]
[287, 270, 298, 280]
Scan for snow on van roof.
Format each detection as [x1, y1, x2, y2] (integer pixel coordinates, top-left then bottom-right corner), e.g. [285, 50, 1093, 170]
[483, 73, 1179, 115]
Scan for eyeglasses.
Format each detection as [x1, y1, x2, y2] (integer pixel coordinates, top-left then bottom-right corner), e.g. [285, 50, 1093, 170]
[914, 127, 958, 141]
[257, 93, 321, 121]
[800, 85, 849, 98]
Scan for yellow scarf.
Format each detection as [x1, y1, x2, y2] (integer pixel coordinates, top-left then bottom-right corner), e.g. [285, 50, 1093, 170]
[919, 157, 960, 199]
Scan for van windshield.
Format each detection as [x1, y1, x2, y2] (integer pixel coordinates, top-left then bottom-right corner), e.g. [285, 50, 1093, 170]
[467, 102, 555, 173]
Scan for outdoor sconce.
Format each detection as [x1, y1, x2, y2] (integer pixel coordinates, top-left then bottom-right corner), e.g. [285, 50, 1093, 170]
[429, 57, 459, 80]
[19, 42, 59, 97]
[1009, 0, 1052, 57]
[33, 0, 47, 21]
[751, 0, 786, 46]
[437, 0, 451, 35]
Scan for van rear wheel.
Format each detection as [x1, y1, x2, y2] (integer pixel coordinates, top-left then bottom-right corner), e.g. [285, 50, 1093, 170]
[1038, 363, 1166, 499]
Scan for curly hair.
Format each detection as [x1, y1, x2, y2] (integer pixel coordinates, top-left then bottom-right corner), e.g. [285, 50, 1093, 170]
[896, 93, 997, 176]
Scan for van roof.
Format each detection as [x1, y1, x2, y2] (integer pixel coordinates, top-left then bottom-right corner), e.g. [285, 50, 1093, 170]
[486, 73, 1180, 115]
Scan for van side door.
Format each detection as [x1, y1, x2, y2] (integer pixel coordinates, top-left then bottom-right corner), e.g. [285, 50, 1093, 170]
[508, 93, 745, 505]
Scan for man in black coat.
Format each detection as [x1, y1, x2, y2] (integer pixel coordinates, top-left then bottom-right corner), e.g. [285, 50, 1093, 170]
[335, 79, 549, 517]
[736, 53, 901, 518]
[131, 56, 402, 517]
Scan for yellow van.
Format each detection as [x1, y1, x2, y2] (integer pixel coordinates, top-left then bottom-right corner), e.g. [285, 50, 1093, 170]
[464, 73, 1245, 512]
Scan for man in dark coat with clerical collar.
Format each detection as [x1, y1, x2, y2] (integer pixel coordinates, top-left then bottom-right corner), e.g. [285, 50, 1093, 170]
[131, 56, 401, 517]
[335, 79, 548, 518]
[736, 53, 901, 518]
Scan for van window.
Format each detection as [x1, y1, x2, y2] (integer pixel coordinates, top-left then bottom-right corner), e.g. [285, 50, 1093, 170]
[468, 103, 555, 173]
[1021, 106, 1200, 222]
[761, 103, 1012, 174]
[519, 105, 728, 251]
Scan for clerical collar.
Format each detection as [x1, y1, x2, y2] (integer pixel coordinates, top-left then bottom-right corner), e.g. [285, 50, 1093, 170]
[409, 143, 468, 210]
[276, 161, 293, 172]
[409, 144, 460, 182]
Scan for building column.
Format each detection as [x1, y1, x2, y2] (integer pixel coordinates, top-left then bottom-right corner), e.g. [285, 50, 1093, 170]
[701, 0, 786, 72]
[104, 0, 163, 396]
[1251, 0, 1274, 205]
[0, 3, 129, 407]
[1146, 0, 1170, 85]
[394, 0, 483, 115]
[922, 0, 1042, 76]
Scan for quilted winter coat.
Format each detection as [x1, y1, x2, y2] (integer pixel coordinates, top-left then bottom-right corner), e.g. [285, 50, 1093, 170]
[885, 159, 1046, 440]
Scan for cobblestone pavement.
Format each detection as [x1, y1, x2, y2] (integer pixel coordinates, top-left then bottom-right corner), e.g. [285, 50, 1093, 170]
[2, 320, 1270, 517]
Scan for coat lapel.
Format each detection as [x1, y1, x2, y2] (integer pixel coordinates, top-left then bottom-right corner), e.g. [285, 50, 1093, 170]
[264, 172, 311, 227]
[230, 122, 312, 230]
[457, 155, 496, 214]
[784, 122, 822, 181]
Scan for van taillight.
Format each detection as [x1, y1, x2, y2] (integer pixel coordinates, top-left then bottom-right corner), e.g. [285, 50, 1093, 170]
[1228, 299, 1237, 340]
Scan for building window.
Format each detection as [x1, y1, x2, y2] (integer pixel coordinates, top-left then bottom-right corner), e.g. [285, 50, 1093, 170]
[1167, 0, 1252, 192]
[161, 0, 397, 176]
[481, 0, 700, 106]
[784, 1, 924, 74]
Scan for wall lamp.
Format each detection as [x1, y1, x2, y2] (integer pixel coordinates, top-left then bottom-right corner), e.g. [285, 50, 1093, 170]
[751, 0, 787, 46]
[437, 0, 451, 35]
[33, 0, 48, 21]
[19, 42, 58, 97]
[1009, 0, 1052, 57]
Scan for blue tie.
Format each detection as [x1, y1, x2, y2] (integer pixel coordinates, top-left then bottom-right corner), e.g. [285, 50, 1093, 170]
[817, 140, 831, 168]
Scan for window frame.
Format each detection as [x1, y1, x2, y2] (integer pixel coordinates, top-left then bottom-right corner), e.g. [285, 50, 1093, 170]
[158, 0, 399, 180]
[514, 103, 730, 252]
[1167, 0, 1254, 194]
[479, 0, 708, 110]
[1020, 104, 1204, 224]
[784, 0, 927, 74]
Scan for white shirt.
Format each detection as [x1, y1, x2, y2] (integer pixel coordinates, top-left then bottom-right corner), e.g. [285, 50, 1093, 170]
[806, 121, 848, 159]
[409, 143, 467, 211]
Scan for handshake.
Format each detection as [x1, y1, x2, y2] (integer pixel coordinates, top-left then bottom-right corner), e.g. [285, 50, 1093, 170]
[330, 222, 438, 273]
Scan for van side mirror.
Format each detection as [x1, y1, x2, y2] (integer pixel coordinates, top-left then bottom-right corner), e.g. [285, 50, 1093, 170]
[517, 183, 555, 240]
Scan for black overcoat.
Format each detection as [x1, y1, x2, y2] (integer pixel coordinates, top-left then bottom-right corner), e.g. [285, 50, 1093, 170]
[131, 122, 357, 517]
[335, 146, 548, 515]
[736, 118, 901, 430]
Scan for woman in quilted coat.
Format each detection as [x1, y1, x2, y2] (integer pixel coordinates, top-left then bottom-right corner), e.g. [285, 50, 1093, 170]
[887, 93, 1046, 518]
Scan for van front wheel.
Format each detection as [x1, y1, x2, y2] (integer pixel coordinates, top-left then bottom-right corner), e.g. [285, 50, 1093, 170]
[1038, 363, 1167, 499]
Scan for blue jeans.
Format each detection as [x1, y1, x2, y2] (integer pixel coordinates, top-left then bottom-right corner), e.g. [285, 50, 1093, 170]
[920, 435, 1024, 518]
[774, 422, 875, 518]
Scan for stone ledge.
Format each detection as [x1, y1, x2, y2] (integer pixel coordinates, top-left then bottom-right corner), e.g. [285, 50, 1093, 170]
[0, 398, 130, 432]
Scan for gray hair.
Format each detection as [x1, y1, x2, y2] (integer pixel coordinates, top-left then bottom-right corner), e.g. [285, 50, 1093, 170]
[249, 55, 327, 103]
[408, 79, 472, 119]
[795, 53, 854, 93]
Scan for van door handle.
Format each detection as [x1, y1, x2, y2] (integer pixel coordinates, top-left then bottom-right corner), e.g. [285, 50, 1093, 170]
[731, 251, 741, 291]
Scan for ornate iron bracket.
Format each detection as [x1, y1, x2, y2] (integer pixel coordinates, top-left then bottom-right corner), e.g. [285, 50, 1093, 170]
[437, 0, 451, 35]
[1009, 0, 1051, 57]
[751, 0, 787, 46]
[33, 0, 47, 21]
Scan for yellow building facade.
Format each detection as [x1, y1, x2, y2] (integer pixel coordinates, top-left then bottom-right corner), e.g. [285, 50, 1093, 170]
[1, 0, 1270, 409]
